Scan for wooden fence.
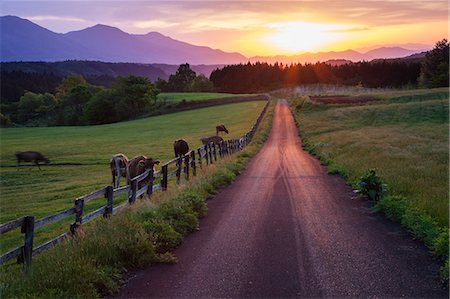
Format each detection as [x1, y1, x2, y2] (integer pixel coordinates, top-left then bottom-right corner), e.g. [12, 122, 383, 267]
[0, 100, 270, 270]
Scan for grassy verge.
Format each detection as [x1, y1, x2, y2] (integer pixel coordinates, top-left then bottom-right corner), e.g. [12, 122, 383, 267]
[288, 89, 448, 281]
[0, 101, 274, 298]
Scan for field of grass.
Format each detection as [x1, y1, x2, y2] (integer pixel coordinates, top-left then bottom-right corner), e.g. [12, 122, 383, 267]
[0, 101, 267, 252]
[291, 88, 448, 227]
[157, 92, 252, 103]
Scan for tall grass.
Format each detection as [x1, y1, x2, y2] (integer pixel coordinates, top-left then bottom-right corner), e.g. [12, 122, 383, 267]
[291, 90, 448, 226]
[0, 101, 274, 299]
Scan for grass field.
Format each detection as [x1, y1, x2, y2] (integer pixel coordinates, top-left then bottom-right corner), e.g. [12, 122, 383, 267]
[157, 92, 251, 102]
[0, 101, 267, 252]
[291, 88, 448, 227]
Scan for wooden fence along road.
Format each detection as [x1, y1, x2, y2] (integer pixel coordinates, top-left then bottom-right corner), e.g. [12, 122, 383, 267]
[0, 100, 270, 270]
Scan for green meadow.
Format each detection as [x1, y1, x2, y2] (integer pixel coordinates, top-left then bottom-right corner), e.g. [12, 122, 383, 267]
[0, 101, 267, 252]
[157, 92, 251, 102]
[291, 88, 449, 227]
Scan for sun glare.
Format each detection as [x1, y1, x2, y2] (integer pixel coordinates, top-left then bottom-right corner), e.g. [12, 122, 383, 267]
[264, 22, 345, 53]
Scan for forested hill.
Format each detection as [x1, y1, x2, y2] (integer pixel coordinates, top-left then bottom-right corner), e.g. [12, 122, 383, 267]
[1, 61, 223, 81]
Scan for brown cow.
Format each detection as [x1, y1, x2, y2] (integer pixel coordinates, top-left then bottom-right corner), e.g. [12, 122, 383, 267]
[110, 153, 129, 188]
[126, 155, 160, 189]
[216, 124, 229, 135]
[15, 151, 50, 170]
[201, 136, 224, 145]
[173, 139, 190, 158]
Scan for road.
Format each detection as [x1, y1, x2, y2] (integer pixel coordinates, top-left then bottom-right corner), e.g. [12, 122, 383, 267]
[116, 100, 447, 298]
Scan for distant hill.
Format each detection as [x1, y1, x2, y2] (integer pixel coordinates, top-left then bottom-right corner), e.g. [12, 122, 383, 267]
[1, 15, 429, 65]
[0, 15, 246, 65]
[0, 61, 223, 81]
[248, 47, 429, 64]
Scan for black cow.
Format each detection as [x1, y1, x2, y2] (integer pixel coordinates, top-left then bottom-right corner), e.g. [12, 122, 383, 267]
[15, 151, 50, 170]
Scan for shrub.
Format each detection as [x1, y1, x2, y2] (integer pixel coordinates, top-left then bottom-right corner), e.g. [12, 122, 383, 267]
[143, 218, 183, 253]
[355, 169, 388, 200]
[373, 195, 408, 222]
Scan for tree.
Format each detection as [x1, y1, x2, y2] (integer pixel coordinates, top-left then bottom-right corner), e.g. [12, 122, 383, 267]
[168, 63, 197, 92]
[155, 78, 169, 92]
[111, 75, 160, 120]
[418, 39, 449, 88]
[55, 75, 88, 102]
[189, 74, 214, 92]
[58, 85, 101, 125]
[84, 89, 117, 124]
[18, 92, 57, 123]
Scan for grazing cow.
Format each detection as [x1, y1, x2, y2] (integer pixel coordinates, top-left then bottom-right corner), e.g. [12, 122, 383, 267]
[15, 151, 50, 170]
[173, 139, 190, 158]
[126, 155, 160, 189]
[201, 136, 224, 145]
[110, 153, 129, 188]
[216, 124, 229, 135]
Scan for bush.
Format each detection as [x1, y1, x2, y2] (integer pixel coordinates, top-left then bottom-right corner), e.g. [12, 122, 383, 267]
[143, 218, 183, 253]
[0, 112, 14, 127]
[355, 169, 388, 200]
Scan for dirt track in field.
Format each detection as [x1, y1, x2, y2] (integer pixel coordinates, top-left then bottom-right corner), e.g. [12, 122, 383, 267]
[115, 99, 447, 298]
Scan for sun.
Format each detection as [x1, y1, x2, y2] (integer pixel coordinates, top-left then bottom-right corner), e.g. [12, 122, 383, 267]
[264, 22, 344, 53]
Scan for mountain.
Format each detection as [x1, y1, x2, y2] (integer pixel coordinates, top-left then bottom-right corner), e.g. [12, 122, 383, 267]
[1, 15, 247, 65]
[1, 15, 428, 65]
[248, 47, 426, 64]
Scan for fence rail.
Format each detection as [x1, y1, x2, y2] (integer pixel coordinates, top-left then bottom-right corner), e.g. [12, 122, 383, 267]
[0, 100, 270, 270]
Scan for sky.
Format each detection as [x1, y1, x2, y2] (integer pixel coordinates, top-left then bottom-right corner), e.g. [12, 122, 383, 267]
[1, 0, 448, 56]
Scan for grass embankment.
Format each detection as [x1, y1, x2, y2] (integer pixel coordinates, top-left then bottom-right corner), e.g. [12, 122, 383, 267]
[0, 101, 267, 253]
[157, 92, 252, 102]
[289, 87, 449, 279]
[0, 101, 274, 298]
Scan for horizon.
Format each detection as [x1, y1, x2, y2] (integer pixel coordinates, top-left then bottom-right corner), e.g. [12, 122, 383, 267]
[1, 1, 448, 56]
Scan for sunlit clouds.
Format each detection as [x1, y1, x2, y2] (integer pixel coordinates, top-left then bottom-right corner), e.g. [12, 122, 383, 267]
[2, 1, 448, 56]
[263, 22, 352, 53]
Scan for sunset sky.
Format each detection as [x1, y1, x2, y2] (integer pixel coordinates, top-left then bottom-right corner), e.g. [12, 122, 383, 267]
[1, 0, 448, 56]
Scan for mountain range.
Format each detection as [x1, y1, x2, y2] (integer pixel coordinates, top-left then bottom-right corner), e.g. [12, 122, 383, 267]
[1, 15, 431, 65]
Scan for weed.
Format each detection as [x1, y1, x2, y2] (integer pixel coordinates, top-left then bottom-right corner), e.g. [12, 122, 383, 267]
[355, 169, 388, 201]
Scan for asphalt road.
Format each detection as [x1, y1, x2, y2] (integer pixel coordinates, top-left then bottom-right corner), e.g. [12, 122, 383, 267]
[116, 100, 447, 298]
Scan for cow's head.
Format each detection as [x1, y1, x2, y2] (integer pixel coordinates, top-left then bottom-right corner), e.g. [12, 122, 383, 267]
[138, 158, 160, 171]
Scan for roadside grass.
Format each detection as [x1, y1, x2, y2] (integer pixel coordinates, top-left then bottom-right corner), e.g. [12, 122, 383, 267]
[291, 91, 448, 226]
[157, 92, 252, 103]
[0, 101, 267, 253]
[0, 100, 274, 299]
[289, 88, 448, 280]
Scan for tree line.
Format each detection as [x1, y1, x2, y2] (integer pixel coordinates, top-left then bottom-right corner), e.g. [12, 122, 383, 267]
[1, 64, 214, 127]
[210, 39, 449, 93]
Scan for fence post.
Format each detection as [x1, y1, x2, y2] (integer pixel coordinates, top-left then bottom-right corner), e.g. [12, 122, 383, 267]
[213, 144, 217, 161]
[184, 154, 190, 181]
[146, 168, 154, 197]
[70, 199, 84, 234]
[204, 145, 209, 165]
[208, 144, 213, 164]
[104, 186, 113, 218]
[161, 164, 168, 191]
[176, 156, 182, 184]
[129, 180, 137, 204]
[18, 216, 34, 271]
[191, 151, 196, 176]
[218, 141, 223, 158]
[197, 148, 203, 169]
